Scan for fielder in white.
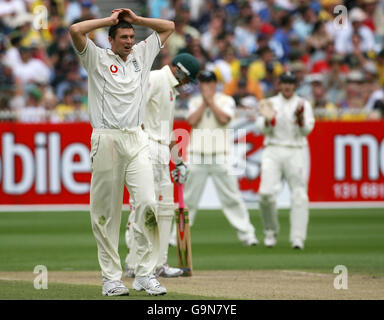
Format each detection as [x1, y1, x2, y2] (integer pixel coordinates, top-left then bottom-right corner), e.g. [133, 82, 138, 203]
[124, 53, 201, 278]
[70, 8, 174, 296]
[172, 71, 258, 246]
[255, 71, 315, 250]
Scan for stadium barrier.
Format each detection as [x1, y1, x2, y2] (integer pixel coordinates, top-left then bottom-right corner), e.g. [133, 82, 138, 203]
[0, 120, 383, 208]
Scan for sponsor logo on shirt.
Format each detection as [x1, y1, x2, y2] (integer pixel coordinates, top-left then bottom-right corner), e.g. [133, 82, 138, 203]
[110, 65, 118, 74]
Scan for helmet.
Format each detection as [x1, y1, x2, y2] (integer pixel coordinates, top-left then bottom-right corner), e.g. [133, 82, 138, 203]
[172, 53, 201, 83]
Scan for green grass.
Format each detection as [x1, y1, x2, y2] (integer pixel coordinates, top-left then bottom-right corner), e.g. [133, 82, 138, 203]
[0, 280, 215, 300]
[0, 208, 383, 276]
[0, 208, 383, 300]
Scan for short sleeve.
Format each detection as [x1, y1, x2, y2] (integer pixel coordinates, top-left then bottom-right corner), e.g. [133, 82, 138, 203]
[76, 37, 100, 71]
[134, 32, 163, 71]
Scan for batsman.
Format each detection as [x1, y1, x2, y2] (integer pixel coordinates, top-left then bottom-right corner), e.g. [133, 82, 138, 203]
[124, 53, 201, 278]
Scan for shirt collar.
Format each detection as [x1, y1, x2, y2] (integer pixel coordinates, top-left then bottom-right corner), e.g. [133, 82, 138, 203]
[278, 92, 296, 102]
[106, 48, 134, 63]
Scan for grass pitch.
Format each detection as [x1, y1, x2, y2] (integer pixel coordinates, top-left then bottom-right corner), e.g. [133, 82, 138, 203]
[0, 208, 383, 299]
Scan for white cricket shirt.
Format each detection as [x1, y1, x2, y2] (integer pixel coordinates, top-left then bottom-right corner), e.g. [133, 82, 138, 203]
[255, 93, 315, 147]
[187, 92, 235, 154]
[143, 65, 179, 145]
[77, 32, 163, 129]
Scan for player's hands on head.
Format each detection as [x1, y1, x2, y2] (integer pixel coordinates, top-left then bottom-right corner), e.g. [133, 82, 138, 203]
[112, 8, 139, 24]
[109, 9, 122, 25]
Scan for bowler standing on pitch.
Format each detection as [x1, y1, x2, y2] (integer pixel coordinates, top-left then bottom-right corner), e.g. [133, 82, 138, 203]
[69, 8, 174, 296]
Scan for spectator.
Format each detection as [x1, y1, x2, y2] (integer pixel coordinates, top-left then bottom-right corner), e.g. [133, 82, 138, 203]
[370, 99, 384, 118]
[361, 0, 381, 32]
[65, 0, 100, 25]
[55, 88, 74, 122]
[233, 13, 261, 57]
[148, 0, 172, 19]
[363, 62, 384, 112]
[48, 28, 76, 81]
[273, 13, 295, 62]
[200, 13, 225, 59]
[334, 7, 377, 55]
[305, 20, 333, 59]
[308, 73, 338, 119]
[376, 49, 384, 86]
[293, 5, 317, 42]
[11, 45, 50, 86]
[65, 93, 88, 122]
[290, 61, 311, 99]
[233, 78, 259, 110]
[248, 46, 284, 82]
[259, 62, 280, 97]
[255, 0, 275, 23]
[224, 58, 264, 101]
[339, 71, 368, 120]
[368, 0, 384, 38]
[311, 40, 348, 74]
[221, 45, 241, 80]
[324, 54, 347, 105]
[167, 13, 200, 58]
[257, 22, 284, 61]
[18, 85, 46, 123]
[206, 40, 234, 88]
[0, 0, 27, 32]
[344, 32, 369, 69]
[178, 36, 210, 69]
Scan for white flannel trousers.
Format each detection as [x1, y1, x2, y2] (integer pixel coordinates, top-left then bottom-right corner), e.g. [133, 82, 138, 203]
[258, 145, 309, 242]
[89, 128, 159, 280]
[184, 154, 256, 242]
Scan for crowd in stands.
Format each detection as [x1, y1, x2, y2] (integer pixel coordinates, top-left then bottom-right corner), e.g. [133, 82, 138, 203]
[0, 0, 103, 123]
[0, 0, 384, 123]
[151, 0, 384, 120]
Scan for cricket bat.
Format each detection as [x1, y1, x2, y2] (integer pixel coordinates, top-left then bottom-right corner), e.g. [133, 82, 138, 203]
[175, 183, 193, 276]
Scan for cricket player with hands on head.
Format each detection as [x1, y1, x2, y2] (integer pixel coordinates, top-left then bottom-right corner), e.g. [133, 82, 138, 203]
[124, 53, 201, 278]
[69, 8, 174, 296]
[172, 70, 258, 246]
[256, 71, 315, 250]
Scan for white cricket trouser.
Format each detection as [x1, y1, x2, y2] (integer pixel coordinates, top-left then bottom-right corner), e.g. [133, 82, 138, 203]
[125, 139, 174, 270]
[184, 153, 256, 242]
[258, 145, 309, 243]
[89, 128, 159, 280]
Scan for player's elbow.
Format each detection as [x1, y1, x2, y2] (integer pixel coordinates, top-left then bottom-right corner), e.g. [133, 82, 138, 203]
[69, 24, 80, 37]
[168, 21, 175, 31]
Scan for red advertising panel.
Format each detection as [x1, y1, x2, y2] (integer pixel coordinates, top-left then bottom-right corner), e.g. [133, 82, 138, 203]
[0, 121, 383, 206]
[0, 122, 92, 204]
[307, 121, 384, 202]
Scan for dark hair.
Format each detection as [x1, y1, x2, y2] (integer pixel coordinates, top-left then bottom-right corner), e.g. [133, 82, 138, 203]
[108, 20, 134, 39]
[198, 70, 217, 82]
